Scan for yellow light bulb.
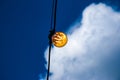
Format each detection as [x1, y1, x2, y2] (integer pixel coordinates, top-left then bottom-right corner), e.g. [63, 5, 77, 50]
[52, 32, 68, 47]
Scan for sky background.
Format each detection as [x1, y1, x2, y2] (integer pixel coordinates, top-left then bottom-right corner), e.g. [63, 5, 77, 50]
[0, 0, 120, 80]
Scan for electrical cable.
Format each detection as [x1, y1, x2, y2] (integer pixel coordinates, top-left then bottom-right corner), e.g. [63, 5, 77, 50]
[47, 0, 58, 80]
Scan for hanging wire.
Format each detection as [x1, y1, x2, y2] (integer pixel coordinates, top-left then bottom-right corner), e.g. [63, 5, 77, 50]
[50, 0, 55, 30]
[46, 38, 52, 80]
[53, 0, 57, 32]
[47, 0, 58, 80]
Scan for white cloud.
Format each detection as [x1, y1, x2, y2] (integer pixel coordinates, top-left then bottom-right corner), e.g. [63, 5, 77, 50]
[44, 3, 120, 80]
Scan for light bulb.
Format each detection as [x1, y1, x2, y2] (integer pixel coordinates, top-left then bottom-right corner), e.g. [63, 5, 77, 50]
[52, 32, 68, 47]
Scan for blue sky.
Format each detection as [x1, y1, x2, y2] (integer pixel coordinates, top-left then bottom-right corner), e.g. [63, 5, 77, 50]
[0, 0, 120, 80]
[44, 3, 120, 80]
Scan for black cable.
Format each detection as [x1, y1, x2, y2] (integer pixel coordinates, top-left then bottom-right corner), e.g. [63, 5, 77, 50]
[47, 0, 58, 80]
[46, 38, 52, 80]
[50, 0, 55, 29]
[53, 0, 57, 32]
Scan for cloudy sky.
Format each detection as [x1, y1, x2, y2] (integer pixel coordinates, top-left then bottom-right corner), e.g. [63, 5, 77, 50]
[42, 3, 120, 80]
[1, 0, 120, 80]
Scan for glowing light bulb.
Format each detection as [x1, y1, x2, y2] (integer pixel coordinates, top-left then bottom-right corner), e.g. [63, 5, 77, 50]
[52, 32, 68, 47]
